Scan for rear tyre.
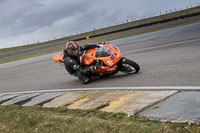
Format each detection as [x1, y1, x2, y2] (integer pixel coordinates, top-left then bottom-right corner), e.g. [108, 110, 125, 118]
[119, 59, 140, 74]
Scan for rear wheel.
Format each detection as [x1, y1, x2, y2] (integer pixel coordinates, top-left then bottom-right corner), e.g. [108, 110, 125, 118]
[119, 59, 140, 74]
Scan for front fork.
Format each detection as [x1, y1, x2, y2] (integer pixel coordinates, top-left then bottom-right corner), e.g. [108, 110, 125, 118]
[117, 57, 127, 70]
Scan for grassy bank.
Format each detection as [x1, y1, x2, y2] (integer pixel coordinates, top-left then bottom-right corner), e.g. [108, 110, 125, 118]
[0, 105, 199, 133]
[1, 6, 200, 64]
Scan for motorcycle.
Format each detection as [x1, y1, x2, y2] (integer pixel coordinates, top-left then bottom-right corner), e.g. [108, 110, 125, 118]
[53, 43, 140, 83]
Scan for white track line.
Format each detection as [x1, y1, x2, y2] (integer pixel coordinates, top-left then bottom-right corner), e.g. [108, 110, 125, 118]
[1, 86, 200, 95]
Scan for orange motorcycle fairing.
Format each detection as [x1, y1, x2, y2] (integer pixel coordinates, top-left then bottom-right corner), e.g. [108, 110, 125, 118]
[53, 54, 65, 68]
[82, 49, 97, 66]
[82, 44, 122, 74]
[92, 65, 118, 74]
[53, 54, 64, 63]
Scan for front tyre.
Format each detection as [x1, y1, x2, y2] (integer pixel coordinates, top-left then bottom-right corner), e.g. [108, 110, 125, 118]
[119, 59, 140, 74]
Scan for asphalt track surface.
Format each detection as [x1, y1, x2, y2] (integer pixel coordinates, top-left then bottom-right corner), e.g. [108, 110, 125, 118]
[0, 22, 200, 93]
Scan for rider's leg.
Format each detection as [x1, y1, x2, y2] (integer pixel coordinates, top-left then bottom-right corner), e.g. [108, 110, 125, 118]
[64, 57, 90, 83]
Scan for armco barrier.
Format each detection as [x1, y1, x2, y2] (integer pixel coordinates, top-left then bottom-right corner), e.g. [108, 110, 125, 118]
[74, 11, 200, 41]
[1, 8, 200, 58]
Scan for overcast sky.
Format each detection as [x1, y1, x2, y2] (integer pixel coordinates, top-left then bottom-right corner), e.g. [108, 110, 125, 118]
[0, 0, 200, 49]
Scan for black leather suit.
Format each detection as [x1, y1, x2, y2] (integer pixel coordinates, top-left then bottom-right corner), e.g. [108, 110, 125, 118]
[63, 44, 99, 82]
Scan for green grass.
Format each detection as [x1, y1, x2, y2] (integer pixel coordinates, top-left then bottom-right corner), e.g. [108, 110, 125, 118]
[0, 105, 199, 133]
[1, 6, 200, 64]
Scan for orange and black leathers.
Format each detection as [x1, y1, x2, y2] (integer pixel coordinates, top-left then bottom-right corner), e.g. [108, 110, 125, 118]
[63, 44, 99, 75]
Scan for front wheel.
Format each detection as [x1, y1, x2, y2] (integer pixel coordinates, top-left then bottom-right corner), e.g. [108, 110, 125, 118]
[118, 59, 140, 74]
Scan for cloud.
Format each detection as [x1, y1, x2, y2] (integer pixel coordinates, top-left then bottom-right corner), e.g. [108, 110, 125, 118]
[0, 0, 199, 48]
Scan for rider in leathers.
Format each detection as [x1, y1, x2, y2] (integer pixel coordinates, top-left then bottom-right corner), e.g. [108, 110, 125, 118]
[63, 41, 99, 83]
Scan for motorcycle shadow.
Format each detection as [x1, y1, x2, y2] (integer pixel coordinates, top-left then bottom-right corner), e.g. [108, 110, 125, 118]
[89, 72, 139, 84]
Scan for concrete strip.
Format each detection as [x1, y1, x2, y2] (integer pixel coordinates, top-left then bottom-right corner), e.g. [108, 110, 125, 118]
[1, 93, 41, 105]
[43, 91, 95, 108]
[68, 90, 130, 109]
[138, 92, 200, 123]
[0, 94, 21, 103]
[22, 92, 66, 106]
[68, 91, 113, 109]
[101, 91, 177, 115]
[1, 86, 200, 95]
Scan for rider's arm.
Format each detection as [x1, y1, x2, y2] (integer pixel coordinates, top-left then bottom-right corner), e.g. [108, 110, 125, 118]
[81, 44, 100, 51]
[63, 49, 68, 58]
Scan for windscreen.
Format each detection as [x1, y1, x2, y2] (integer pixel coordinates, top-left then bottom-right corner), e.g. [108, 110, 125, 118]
[95, 46, 113, 57]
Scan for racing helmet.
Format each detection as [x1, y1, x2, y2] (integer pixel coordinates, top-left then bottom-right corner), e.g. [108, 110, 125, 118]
[65, 41, 80, 56]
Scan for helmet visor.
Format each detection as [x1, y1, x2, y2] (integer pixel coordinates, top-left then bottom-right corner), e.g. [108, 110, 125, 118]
[69, 48, 80, 56]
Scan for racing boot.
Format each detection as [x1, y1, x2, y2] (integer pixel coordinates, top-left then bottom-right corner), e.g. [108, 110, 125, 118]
[78, 75, 90, 84]
[74, 68, 90, 84]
